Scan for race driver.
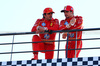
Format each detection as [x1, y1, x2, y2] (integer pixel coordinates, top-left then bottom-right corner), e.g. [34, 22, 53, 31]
[31, 7, 59, 60]
[59, 5, 83, 58]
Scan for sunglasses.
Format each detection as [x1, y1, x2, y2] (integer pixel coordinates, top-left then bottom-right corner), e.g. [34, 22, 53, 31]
[47, 12, 53, 15]
[64, 11, 69, 13]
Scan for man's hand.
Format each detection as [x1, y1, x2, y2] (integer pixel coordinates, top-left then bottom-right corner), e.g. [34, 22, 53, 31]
[66, 24, 71, 28]
[62, 32, 67, 39]
[36, 30, 40, 34]
[38, 27, 45, 32]
[69, 18, 76, 26]
[36, 27, 46, 34]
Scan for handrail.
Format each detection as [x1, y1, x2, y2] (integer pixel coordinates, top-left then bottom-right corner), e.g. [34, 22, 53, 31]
[0, 28, 100, 36]
[0, 38, 100, 45]
[1, 47, 100, 54]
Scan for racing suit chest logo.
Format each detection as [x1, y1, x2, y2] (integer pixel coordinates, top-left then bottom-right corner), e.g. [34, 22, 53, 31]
[41, 22, 46, 27]
[64, 21, 69, 25]
[50, 23, 53, 26]
[69, 33, 74, 38]
[44, 34, 50, 39]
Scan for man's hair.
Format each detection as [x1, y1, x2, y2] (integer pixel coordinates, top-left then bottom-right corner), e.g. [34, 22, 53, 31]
[43, 13, 46, 18]
[70, 10, 72, 12]
[70, 10, 74, 15]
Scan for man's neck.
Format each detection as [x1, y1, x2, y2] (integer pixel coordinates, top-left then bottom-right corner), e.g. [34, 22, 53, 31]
[66, 15, 74, 19]
[45, 18, 52, 21]
[69, 14, 74, 18]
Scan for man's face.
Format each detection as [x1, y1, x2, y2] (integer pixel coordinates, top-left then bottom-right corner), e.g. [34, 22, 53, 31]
[64, 11, 72, 18]
[44, 12, 53, 20]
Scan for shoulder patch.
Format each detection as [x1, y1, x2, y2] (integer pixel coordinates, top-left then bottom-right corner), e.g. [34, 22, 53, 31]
[75, 16, 82, 18]
[53, 18, 59, 22]
[37, 19, 44, 21]
[60, 20, 65, 22]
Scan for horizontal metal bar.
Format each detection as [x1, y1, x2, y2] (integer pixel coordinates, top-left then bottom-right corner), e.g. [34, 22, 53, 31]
[0, 47, 100, 54]
[0, 38, 100, 45]
[0, 28, 100, 36]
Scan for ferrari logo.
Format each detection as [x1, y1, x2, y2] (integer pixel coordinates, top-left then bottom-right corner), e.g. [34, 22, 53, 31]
[64, 7, 66, 10]
[50, 23, 53, 26]
[49, 8, 51, 10]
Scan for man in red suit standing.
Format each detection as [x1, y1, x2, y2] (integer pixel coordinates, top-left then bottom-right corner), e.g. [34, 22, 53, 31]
[59, 5, 83, 58]
[31, 7, 59, 60]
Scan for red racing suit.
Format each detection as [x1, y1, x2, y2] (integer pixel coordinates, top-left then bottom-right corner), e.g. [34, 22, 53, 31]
[59, 16, 83, 58]
[31, 18, 59, 59]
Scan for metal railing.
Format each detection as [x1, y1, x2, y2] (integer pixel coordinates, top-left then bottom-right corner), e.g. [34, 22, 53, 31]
[0, 28, 100, 61]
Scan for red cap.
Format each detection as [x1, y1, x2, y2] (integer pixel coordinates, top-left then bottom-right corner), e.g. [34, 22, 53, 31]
[61, 5, 74, 13]
[43, 7, 55, 14]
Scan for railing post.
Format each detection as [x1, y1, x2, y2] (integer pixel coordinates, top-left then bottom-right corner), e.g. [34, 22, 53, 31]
[75, 31, 77, 58]
[66, 32, 69, 58]
[10, 35, 15, 61]
[57, 32, 60, 59]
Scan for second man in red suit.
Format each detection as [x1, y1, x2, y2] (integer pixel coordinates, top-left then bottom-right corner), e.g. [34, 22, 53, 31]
[59, 5, 83, 58]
